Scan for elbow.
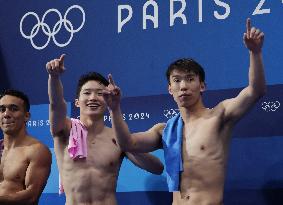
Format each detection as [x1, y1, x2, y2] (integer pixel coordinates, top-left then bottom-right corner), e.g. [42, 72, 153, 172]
[257, 85, 267, 98]
[153, 164, 164, 175]
[250, 84, 266, 99]
[147, 163, 164, 175]
[27, 196, 38, 205]
[119, 143, 135, 153]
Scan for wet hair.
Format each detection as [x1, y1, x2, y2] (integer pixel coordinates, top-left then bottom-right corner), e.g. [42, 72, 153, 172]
[0, 89, 30, 112]
[76, 72, 109, 98]
[166, 58, 205, 84]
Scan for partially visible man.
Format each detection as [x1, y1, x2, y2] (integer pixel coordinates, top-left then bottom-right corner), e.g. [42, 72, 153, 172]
[0, 89, 52, 205]
[46, 55, 163, 205]
[106, 18, 266, 205]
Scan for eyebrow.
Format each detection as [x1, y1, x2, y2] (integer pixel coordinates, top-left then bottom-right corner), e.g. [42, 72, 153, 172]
[0, 104, 20, 108]
[82, 88, 103, 92]
[171, 73, 196, 78]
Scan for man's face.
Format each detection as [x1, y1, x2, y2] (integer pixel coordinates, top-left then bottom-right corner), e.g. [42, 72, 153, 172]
[75, 80, 107, 117]
[168, 69, 205, 108]
[0, 95, 29, 135]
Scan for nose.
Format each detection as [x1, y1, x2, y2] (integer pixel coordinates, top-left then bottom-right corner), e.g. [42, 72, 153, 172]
[3, 110, 11, 118]
[89, 92, 99, 100]
[180, 80, 188, 91]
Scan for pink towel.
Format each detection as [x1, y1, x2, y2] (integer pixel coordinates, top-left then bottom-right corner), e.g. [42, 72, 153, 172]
[68, 118, 88, 159]
[59, 118, 88, 194]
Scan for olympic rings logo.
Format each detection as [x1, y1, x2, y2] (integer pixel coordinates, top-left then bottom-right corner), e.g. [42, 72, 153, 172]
[163, 108, 179, 119]
[261, 101, 280, 112]
[20, 5, 85, 50]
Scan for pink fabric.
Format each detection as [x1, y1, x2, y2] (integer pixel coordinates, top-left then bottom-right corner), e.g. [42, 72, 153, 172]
[68, 118, 88, 159]
[59, 176, 64, 195]
[59, 118, 88, 194]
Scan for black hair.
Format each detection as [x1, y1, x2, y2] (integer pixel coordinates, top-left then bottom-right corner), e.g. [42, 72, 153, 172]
[0, 89, 30, 112]
[76, 72, 109, 98]
[166, 58, 205, 84]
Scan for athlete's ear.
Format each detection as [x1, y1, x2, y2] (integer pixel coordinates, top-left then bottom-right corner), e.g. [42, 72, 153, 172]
[24, 112, 31, 122]
[200, 82, 206, 93]
[75, 99, 79, 108]
[168, 84, 173, 95]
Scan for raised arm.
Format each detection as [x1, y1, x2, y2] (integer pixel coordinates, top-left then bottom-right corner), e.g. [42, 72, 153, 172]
[126, 152, 164, 175]
[0, 144, 51, 205]
[46, 54, 71, 136]
[103, 74, 163, 152]
[221, 18, 266, 124]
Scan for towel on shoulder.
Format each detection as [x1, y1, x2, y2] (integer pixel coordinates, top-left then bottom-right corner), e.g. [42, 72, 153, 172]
[162, 113, 184, 192]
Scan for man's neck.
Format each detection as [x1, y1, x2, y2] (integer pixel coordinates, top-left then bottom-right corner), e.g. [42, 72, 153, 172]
[80, 114, 105, 135]
[179, 100, 206, 123]
[3, 128, 27, 149]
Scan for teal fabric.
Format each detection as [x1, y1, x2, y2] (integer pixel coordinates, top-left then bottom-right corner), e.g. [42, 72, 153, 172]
[162, 113, 184, 191]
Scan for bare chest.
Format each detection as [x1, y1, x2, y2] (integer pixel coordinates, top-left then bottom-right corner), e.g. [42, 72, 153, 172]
[182, 116, 229, 161]
[0, 149, 29, 183]
[60, 136, 124, 173]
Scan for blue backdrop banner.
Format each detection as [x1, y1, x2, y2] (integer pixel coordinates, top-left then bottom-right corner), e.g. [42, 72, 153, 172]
[0, 1, 282, 204]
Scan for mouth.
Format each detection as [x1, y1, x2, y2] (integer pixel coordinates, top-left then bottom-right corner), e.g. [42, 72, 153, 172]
[2, 122, 15, 126]
[86, 102, 101, 109]
[179, 93, 191, 98]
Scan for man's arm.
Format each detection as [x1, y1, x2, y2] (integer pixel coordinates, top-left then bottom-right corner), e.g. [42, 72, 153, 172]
[221, 18, 266, 124]
[46, 54, 71, 136]
[0, 139, 4, 181]
[0, 144, 52, 205]
[126, 152, 164, 175]
[103, 75, 163, 152]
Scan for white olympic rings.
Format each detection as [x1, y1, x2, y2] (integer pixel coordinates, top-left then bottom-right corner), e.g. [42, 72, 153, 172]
[20, 5, 85, 50]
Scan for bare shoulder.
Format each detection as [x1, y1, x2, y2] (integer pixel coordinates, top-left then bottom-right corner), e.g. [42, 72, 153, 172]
[214, 97, 241, 122]
[26, 136, 52, 161]
[207, 101, 227, 117]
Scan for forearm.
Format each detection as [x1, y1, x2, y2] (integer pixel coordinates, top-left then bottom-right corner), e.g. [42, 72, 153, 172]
[48, 75, 66, 105]
[129, 153, 164, 175]
[0, 190, 36, 205]
[48, 75, 67, 133]
[248, 51, 266, 96]
[110, 107, 135, 151]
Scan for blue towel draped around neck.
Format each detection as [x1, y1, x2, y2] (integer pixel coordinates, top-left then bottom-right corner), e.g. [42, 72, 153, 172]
[162, 113, 184, 192]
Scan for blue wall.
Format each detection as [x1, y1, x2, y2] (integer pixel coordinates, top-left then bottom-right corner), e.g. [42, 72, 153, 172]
[0, 1, 282, 204]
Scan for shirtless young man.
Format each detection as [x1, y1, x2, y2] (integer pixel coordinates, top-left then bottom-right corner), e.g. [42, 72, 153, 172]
[0, 89, 52, 205]
[105, 19, 266, 205]
[46, 55, 164, 205]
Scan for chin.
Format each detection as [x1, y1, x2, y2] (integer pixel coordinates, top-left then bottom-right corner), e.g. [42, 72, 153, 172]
[84, 107, 105, 114]
[87, 111, 105, 117]
[2, 129, 15, 135]
[177, 101, 190, 107]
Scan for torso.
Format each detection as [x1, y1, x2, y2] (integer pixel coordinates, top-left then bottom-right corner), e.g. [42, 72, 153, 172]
[172, 106, 232, 205]
[54, 126, 124, 205]
[0, 137, 41, 201]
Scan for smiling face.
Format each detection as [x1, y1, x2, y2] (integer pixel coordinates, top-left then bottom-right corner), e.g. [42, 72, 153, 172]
[168, 69, 205, 108]
[75, 80, 107, 118]
[0, 95, 30, 135]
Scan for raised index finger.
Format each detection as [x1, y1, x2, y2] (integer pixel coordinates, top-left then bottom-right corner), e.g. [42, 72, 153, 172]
[246, 18, 251, 38]
[108, 74, 116, 87]
[59, 54, 66, 64]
